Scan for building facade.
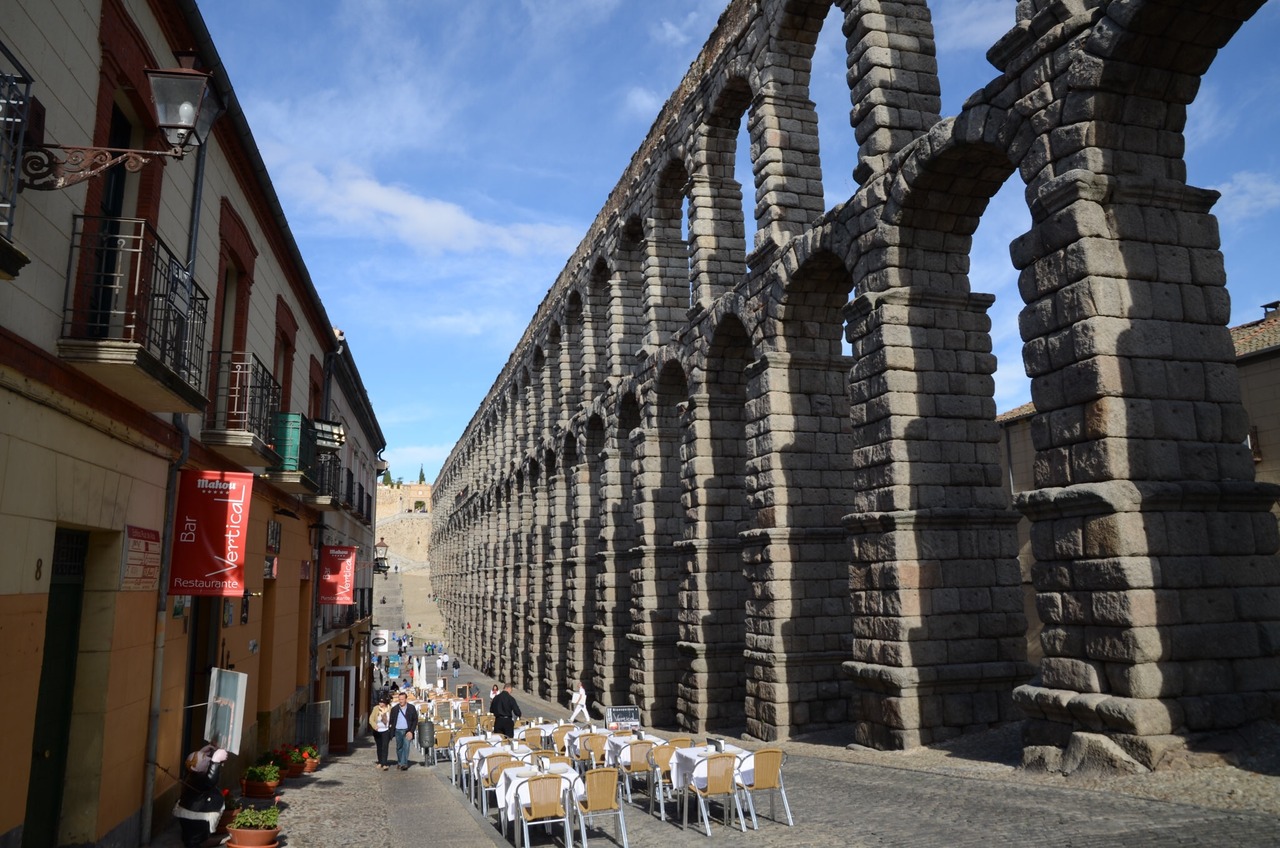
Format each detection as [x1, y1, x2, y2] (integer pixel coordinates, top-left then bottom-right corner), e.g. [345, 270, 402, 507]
[429, 0, 1280, 772]
[0, 1, 384, 845]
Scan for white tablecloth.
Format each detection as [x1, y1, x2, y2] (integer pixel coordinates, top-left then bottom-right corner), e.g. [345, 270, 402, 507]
[604, 732, 665, 766]
[496, 764, 576, 825]
[565, 727, 614, 758]
[671, 743, 745, 790]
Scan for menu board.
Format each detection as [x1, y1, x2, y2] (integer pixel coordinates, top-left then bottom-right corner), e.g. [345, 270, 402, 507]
[604, 705, 641, 730]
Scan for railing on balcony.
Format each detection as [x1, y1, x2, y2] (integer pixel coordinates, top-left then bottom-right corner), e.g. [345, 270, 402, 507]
[270, 411, 317, 476]
[63, 215, 208, 393]
[206, 351, 280, 440]
[313, 453, 343, 500]
[0, 40, 32, 241]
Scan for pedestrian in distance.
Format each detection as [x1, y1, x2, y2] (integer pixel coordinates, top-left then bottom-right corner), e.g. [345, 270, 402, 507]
[452, 657, 460, 679]
[369, 694, 393, 770]
[568, 679, 590, 723]
[490, 682, 522, 738]
[388, 691, 419, 771]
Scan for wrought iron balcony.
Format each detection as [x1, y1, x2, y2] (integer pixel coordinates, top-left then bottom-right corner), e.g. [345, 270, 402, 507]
[303, 452, 344, 511]
[203, 351, 281, 466]
[0, 40, 32, 279]
[57, 215, 208, 412]
[265, 411, 318, 493]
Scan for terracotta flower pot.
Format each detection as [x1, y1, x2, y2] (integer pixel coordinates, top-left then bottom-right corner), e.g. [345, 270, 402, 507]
[302, 757, 319, 773]
[286, 761, 305, 778]
[239, 778, 280, 798]
[225, 825, 280, 847]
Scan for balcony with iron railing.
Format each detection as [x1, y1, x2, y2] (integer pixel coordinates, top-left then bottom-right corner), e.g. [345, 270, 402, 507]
[203, 351, 281, 466]
[0, 39, 32, 279]
[265, 411, 318, 493]
[303, 452, 344, 511]
[57, 215, 208, 412]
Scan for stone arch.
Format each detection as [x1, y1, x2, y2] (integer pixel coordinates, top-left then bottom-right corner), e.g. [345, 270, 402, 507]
[586, 258, 612, 393]
[580, 414, 607, 701]
[631, 358, 690, 725]
[689, 74, 753, 310]
[564, 290, 588, 414]
[679, 314, 754, 731]
[1002, 0, 1280, 764]
[611, 217, 647, 375]
[644, 160, 692, 350]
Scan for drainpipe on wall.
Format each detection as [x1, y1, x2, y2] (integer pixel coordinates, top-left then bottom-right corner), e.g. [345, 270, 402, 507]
[140, 131, 208, 845]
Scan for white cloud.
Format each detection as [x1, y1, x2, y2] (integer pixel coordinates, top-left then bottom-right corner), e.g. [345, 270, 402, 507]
[931, 0, 1016, 52]
[1211, 171, 1280, 226]
[650, 4, 722, 50]
[266, 161, 581, 258]
[621, 86, 665, 122]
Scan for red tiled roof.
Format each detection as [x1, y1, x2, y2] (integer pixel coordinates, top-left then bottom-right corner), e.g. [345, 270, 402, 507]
[1229, 304, 1280, 358]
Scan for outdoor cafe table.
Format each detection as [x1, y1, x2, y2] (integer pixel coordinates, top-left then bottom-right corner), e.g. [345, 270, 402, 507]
[565, 726, 613, 758]
[472, 744, 532, 804]
[671, 742, 746, 825]
[495, 763, 577, 840]
[604, 731, 665, 766]
[450, 734, 488, 786]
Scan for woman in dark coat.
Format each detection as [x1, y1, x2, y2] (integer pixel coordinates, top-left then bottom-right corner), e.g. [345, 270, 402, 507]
[173, 743, 227, 847]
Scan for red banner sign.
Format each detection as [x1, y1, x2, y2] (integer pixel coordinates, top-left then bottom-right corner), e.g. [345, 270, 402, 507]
[169, 470, 255, 597]
[319, 545, 357, 605]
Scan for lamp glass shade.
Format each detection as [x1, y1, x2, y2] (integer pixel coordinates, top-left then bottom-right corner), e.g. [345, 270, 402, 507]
[146, 67, 211, 149]
[374, 541, 389, 561]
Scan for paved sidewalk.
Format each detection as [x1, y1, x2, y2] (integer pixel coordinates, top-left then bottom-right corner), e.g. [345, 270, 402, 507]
[153, 652, 1280, 847]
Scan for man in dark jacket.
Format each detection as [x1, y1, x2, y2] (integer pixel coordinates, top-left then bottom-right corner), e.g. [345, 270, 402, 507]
[490, 682, 522, 738]
[389, 691, 419, 770]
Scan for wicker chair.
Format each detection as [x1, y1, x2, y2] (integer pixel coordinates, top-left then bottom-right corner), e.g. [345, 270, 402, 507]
[736, 748, 794, 828]
[667, 736, 694, 749]
[581, 734, 609, 771]
[519, 726, 546, 749]
[432, 727, 454, 766]
[551, 724, 575, 754]
[646, 743, 678, 821]
[479, 753, 518, 816]
[574, 767, 627, 848]
[682, 752, 745, 836]
[516, 774, 574, 848]
[617, 740, 654, 804]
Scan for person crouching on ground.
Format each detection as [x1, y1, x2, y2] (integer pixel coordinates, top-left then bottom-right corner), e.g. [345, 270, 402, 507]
[389, 691, 419, 770]
[490, 682, 522, 738]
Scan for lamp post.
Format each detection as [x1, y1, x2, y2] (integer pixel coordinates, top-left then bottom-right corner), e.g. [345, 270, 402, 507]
[374, 537, 390, 578]
[21, 65, 215, 190]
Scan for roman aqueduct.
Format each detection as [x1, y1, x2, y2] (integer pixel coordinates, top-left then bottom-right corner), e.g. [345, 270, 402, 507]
[429, 0, 1279, 767]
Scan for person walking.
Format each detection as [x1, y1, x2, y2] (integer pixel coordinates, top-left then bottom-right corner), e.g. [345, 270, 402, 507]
[490, 682, 522, 738]
[452, 657, 460, 679]
[369, 694, 393, 770]
[568, 680, 590, 723]
[388, 691, 419, 771]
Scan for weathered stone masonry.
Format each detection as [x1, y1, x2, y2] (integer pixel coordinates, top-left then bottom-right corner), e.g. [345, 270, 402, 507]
[431, 0, 1280, 765]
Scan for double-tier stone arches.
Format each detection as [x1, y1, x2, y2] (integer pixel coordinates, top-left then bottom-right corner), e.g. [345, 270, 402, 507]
[429, 0, 1279, 763]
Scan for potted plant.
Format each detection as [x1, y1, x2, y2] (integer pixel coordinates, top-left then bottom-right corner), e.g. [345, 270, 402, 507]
[283, 745, 306, 777]
[215, 790, 242, 834]
[300, 743, 320, 773]
[226, 805, 280, 848]
[240, 763, 280, 798]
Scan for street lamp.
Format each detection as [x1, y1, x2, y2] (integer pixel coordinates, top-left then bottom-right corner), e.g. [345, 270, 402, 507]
[22, 66, 215, 191]
[374, 537, 390, 577]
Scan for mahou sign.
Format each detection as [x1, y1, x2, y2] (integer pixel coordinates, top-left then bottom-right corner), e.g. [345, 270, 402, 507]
[169, 470, 254, 597]
[319, 545, 357, 605]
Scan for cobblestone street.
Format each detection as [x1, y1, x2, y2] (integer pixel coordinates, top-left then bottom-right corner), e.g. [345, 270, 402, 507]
[156, 648, 1280, 847]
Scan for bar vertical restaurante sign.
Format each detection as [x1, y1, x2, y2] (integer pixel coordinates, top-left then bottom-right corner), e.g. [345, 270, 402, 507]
[319, 545, 357, 605]
[169, 470, 254, 597]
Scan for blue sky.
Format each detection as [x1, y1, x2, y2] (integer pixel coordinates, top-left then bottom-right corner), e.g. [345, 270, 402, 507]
[199, 1, 1280, 484]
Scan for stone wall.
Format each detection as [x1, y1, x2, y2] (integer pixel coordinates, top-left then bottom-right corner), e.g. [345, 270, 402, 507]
[430, 0, 1279, 765]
